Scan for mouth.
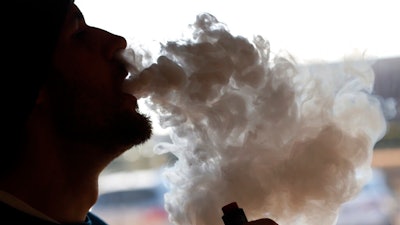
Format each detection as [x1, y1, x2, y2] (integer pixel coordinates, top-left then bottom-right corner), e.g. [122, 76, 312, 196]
[122, 92, 139, 110]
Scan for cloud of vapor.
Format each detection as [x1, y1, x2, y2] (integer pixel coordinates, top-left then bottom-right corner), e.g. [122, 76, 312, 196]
[120, 13, 393, 225]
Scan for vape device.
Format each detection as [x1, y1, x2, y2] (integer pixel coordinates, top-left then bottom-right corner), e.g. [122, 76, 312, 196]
[222, 202, 248, 225]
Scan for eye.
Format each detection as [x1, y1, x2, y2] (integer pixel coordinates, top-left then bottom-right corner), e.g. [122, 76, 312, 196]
[73, 29, 86, 39]
[72, 21, 89, 40]
[72, 14, 87, 39]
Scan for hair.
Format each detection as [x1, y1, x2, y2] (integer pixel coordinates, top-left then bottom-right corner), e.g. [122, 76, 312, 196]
[0, 0, 74, 176]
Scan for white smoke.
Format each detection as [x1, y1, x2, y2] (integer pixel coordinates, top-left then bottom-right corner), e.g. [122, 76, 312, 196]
[120, 13, 393, 225]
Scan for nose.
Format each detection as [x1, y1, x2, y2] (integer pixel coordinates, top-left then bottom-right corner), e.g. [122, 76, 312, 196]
[101, 29, 127, 60]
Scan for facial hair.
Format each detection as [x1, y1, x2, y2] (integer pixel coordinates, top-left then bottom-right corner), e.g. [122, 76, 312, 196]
[46, 71, 153, 154]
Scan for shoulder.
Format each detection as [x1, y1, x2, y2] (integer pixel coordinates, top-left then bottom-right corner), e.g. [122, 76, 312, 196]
[87, 212, 108, 225]
[0, 201, 56, 225]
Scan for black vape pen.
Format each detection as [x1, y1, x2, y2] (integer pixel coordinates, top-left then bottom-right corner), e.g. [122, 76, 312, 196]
[221, 202, 248, 225]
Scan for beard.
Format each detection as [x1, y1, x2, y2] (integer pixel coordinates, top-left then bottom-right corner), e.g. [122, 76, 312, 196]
[47, 75, 153, 155]
[95, 107, 153, 150]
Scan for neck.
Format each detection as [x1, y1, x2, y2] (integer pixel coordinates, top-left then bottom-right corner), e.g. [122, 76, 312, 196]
[0, 118, 119, 223]
[0, 145, 109, 223]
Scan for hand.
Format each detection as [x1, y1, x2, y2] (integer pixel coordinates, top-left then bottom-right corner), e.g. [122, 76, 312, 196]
[246, 218, 278, 225]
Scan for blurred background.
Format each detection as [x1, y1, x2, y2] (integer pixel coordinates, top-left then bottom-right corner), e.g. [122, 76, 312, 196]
[75, 0, 399, 224]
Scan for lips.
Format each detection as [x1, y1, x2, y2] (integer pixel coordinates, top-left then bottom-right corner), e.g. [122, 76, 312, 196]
[115, 61, 141, 111]
[122, 92, 139, 110]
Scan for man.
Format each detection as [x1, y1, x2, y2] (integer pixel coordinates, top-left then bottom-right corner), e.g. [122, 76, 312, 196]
[0, 1, 278, 224]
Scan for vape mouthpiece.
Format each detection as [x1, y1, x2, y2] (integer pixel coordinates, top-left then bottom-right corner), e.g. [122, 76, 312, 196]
[222, 202, 248, 225]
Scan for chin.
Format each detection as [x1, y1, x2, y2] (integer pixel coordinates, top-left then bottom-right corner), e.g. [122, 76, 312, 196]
[115, 111, 153, 148]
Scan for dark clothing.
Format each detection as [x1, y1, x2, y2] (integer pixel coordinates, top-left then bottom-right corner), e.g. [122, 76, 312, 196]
[0, 201, 108, 225]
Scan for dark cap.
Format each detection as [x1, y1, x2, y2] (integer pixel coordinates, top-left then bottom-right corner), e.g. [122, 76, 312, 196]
[0, 0, 74, 174]
[2, 0, 74, 124]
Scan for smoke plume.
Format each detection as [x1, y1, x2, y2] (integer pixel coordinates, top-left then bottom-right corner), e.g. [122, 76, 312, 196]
[120, 13, 393, 225]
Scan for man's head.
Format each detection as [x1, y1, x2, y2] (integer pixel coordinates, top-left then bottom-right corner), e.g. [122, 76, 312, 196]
[1, 1, 152, 174]
[45, 3, 152, 153]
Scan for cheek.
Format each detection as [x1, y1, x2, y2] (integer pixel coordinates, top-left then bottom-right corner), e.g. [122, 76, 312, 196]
[54, 44, 96, 77]
[52, 47, 119, 109]
[58, 58, 111, 94]
[53, 41, 115, 90]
